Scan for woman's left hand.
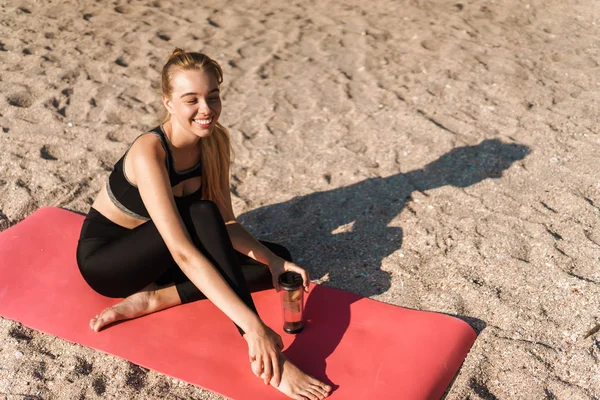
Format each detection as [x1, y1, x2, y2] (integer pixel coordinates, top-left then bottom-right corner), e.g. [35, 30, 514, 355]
[268, 256, 310, 293]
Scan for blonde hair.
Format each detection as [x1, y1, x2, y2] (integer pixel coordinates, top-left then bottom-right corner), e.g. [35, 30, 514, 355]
[161, 48, 233, 210]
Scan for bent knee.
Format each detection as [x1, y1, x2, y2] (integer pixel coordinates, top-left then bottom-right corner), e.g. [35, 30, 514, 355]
[78, 267, 125, 298]
[77, 257, 128, 298]
[188, 199, 219, 213]
[187, 199, 222, 220]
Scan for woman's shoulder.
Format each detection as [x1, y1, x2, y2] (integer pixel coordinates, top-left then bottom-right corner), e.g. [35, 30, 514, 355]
[128, 132, 168, 161]
[123, 128, 170, 173]
[129, 126, 167, 150]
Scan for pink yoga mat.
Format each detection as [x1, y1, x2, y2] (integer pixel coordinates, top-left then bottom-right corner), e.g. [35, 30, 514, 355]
[0, 207, 477, 399]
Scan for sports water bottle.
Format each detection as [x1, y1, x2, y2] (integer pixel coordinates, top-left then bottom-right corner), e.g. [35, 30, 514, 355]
[279, 271, 304, 334]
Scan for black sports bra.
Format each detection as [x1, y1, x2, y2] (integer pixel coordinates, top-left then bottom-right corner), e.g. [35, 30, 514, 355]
[106, 125, 202, 220]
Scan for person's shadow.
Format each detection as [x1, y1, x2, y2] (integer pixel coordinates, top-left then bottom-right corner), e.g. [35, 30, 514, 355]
[238, 138, 530, 388]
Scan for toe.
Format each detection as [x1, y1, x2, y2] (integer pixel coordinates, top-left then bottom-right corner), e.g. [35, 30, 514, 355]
[98, 312, 113, 328]
[310, 383, 328, 398]
[299, 389, 318, 400]
[95, 318, 106, 331]
[320, 383, 332, 393]
[94, 310, 114, 331]
[316, 384, 331, 399]
[91, 319, 100, 332]
[308, 377, 326, 389]
[309, 387, 325, 400]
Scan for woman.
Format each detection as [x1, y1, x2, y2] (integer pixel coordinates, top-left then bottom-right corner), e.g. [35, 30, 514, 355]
[76, 48, 331, 400]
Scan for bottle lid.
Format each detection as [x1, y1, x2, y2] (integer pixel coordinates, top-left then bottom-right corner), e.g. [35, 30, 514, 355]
[279, 271, 303, 290]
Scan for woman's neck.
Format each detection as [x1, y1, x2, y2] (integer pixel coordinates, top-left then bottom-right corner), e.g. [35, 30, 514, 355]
[162, 120, 200, 151]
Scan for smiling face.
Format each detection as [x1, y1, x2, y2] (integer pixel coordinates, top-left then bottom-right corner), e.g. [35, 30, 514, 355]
[162, 68, 222, 138]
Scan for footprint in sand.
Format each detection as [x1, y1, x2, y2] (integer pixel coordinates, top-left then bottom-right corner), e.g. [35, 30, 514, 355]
[47, 88, 73, 118]
[106, 131, 122, 142]
[61, 70, 80, 84]
[421, 39, 441, 52]
[40, 145, 58, 161]
[73, 356, 93, 376]
[0, 210, 9, 231]
[115, 56, 129, 67]
[91, 374, 107, 395]
[8, 325, 33, 343]
[156, 32, 170, 41]
[125, 363, 148, 391]
[344, 140, 367, 155]
[7, 92, 34, 108]
[207, 17, 221, 28]
[114, 6, 132, 14]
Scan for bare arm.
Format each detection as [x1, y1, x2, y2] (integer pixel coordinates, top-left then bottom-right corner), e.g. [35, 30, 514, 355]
[227, 222, 277, 264]
[129, 135, 262, 334]
[218, 165, 310, 293]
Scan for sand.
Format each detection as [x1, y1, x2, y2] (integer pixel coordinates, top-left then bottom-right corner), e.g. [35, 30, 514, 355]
[1, 0, 599, 398]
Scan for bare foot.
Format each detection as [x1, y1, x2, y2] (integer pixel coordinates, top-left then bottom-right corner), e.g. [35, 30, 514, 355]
[90, 284, 180, 332]
[262, 354, 332, 400]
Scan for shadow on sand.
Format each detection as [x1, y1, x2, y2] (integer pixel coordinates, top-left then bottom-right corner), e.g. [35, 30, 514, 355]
[238, 138, 530, 387]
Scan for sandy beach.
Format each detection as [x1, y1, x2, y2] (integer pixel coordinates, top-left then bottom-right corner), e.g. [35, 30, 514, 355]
[1, 0, 599, 398]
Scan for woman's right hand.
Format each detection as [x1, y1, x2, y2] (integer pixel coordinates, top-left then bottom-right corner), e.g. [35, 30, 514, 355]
[243, 323, 284, 386]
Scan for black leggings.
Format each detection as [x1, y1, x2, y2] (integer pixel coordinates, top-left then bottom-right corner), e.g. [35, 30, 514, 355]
[76, 197, 292, 335]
